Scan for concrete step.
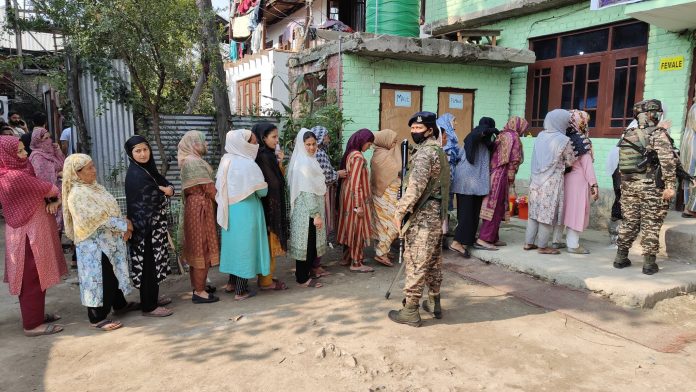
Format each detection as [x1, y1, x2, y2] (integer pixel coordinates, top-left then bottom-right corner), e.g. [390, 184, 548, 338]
[660, 211, 696, 263]
[454, 216, 696, 308]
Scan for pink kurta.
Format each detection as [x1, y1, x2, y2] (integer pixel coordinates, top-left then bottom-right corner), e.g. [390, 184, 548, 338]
[3, 207, 67, 295]
[563, 153, 597, 232]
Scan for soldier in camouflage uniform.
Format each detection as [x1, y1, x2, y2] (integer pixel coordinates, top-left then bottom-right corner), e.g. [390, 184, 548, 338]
[388, 111, 450, 327]
[615, 99, 677, 275]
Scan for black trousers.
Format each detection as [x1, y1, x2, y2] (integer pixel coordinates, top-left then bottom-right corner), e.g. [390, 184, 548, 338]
[88, 253, 128, 324]
[139, 237, 160, 312]
[296, 218, 316, 284]
[611, 169, 623, 220]
[454, 194, 484, 246]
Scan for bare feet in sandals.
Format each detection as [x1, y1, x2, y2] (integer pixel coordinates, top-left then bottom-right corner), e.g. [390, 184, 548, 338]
[24, 323, 63, 337]
[350, 260, 374, 273]
[92, 319, 123, 331]
[234, 291, 257, 301]
[374, 255, 394, 267]
[259, 279, 288, 291]
[538, 247, 560, 255]
[312, 267, 331, 277]
[523, 244, 538, 251]
[142, 306, 173, 317]
[298, 278, 323, 288]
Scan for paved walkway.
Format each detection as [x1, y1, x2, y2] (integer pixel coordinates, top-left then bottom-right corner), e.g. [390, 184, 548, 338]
[453, 215, 696, 308]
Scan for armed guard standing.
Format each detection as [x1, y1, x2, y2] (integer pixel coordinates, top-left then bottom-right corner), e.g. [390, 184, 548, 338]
[388, 111, 450, 327]
[615, 99, 678, 275]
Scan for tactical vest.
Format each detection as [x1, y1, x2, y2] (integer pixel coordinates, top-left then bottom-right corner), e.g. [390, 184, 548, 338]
[406, 144, 451, 221]
[618, 127, 650, 176]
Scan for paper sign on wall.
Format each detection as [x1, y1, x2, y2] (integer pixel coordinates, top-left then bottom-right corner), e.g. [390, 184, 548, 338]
[449, 94, 464, 109]
[395, 91, 412, 107]
[659, 56, 684, 72]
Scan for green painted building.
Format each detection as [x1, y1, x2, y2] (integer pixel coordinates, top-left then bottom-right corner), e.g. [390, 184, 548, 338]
[291, 0, 696, 194]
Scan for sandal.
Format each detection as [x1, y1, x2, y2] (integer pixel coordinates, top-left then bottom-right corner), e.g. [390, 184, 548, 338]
[523, 244, 538, 251]
[142, 307, 173, 317]
[350, 262, 374, 273]
[538, 247, 561, 255]
[92, 319, 123, 331]
[374, 255, 394, 267]
[113, 301, 140, 315]
[157, 296, 172, 306]
[224, 284, 235, 294]
[234, 291, 257, 301]
[298, 278, 323, 288]
[259, 279, 288, 291]
[24, 323, 64, 337]
[494, 241, 507, 247]
[448, 243, 469, 258]
[313, 267, 331, 277]
[44, 313, 61, 323]
[473, 242, 499, 251]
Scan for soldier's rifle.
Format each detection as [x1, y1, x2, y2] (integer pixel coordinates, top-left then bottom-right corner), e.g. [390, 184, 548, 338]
[385, 139, 410, 300]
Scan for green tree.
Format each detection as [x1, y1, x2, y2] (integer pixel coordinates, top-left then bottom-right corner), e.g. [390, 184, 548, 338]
[35, 0, 201, 174]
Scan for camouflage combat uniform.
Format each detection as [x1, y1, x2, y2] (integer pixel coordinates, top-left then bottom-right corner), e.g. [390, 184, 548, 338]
[395, 138, 449, 306]
[615, 100, 678, 274]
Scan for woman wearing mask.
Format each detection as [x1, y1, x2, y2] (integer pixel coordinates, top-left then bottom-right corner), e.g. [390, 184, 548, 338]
[62, 154, 136, 330]
[370, 129, 401, 267]
[449, 117, 498, 258]
[124, 135, 174, 317]
[177, 131, 220, 303]
[287, 129, 327, 288]
[337, 129, 375, 273]
[0, 136, 66, 336]
[216, 129, 270, 300]
[29, 125, 65, 231]
[251, 123, 289, 291]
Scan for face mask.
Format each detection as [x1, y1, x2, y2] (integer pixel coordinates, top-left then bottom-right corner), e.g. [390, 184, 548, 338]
[411, 129, 432, 145]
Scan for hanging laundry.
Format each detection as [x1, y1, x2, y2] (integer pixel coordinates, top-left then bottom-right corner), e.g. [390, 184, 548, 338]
[230, 41, 238, 61]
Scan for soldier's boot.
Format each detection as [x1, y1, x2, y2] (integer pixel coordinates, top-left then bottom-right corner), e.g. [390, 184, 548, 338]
[388, 303, 421, 327]
[642, 255, 659, 275]
[421, 294, 442, 319]
[613, 248, 632, 269]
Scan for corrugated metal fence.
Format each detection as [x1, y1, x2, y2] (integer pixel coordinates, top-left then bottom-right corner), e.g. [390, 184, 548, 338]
[79, 60, 135, 185]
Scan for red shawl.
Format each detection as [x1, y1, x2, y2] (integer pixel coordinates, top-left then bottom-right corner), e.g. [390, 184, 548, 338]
[0, 136, 54, 228]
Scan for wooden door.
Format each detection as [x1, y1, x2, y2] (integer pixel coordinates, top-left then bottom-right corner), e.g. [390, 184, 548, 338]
[379, 84, 423, 142]
[437, 88, 474, 142]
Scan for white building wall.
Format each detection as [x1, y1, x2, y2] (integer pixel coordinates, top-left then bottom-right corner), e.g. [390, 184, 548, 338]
[226, 50, 291, 114]
[265, 1, 328, 50]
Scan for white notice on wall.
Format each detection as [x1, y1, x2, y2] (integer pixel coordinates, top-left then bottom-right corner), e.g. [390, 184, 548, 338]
[395, 91, 412, 107]
[449, 94, 464, 109]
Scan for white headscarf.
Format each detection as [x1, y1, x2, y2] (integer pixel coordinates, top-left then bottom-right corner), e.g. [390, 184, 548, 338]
[531, 109, 571, 182]
[287, 128, 327, 210]
[215, 129, 267, 229]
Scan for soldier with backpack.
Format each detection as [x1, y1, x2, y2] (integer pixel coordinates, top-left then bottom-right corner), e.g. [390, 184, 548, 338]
[615, 99, 678, 275]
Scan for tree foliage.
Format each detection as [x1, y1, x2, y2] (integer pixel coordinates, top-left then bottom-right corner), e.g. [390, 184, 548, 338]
[34, 0, 206, 174]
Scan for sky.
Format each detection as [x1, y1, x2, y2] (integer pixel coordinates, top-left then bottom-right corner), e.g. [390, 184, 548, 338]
[211, 0, 229, 18]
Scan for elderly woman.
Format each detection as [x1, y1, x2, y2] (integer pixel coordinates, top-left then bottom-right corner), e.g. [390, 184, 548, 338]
[216, 129, 270, 300]
[0, 136, 66, 336]
[310, 125, 346, 277]
[449, 117, 498, 258]
[477, 116, 528, 249]
[124, 135, 175, 317]
[63, 154, 136, 330]
[29, 125, 65, 230]
[337, 128, 375, 272]
[552, 111, 598, 254]
[177, 131, 220, 303]
[370, 129, 401, 267]
[524, 109, 577, 254]
[288, 129, 327, 288]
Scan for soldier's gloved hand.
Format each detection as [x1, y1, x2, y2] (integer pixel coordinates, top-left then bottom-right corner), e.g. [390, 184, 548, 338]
[662, 188, 675, 201]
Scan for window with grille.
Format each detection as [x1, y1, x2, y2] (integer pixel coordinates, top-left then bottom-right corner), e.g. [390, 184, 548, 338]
[526, 21, 648, 137]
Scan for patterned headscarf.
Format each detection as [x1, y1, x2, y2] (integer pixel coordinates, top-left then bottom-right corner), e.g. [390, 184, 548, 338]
[311, 125, 338, 184]
[502, 116, 529, 136]
[0, 136, 53, 228]
[437, 113, 461, 174]
[30, 127, 64, 167]
[62, 154, 122, 242]
[177, 130, 213, 190]
[567, 110, 592, 159]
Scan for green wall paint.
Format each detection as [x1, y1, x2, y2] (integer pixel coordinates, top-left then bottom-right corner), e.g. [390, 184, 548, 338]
[425, 0, 512, 26]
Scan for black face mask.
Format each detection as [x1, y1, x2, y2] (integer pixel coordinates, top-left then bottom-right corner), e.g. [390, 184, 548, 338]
[412, 129, 431, 144]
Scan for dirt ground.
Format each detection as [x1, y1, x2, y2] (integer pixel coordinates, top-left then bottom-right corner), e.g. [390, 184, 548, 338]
[1, 238, 696, 392]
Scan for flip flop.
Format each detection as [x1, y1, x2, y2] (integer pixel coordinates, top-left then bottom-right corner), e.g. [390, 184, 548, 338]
[92, 319, 123, 331]
[538, 248, 561, 255]
[259, 279, 288, 291]
[350, 264, 374, 273]
[24, 324, 63, 337]
[234, 291, 258, 301]
[494, 241, 507, 247]
[448, 244, 468, 257]
[298, 278, 323, 288]
[473, 243, 499, 251]
[373, 255, 394, 267]
[157, 296, 172, 306]
[44, 313, 61, 323]
[523, 244, 538, 251]
[142, 307, 173, 317]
